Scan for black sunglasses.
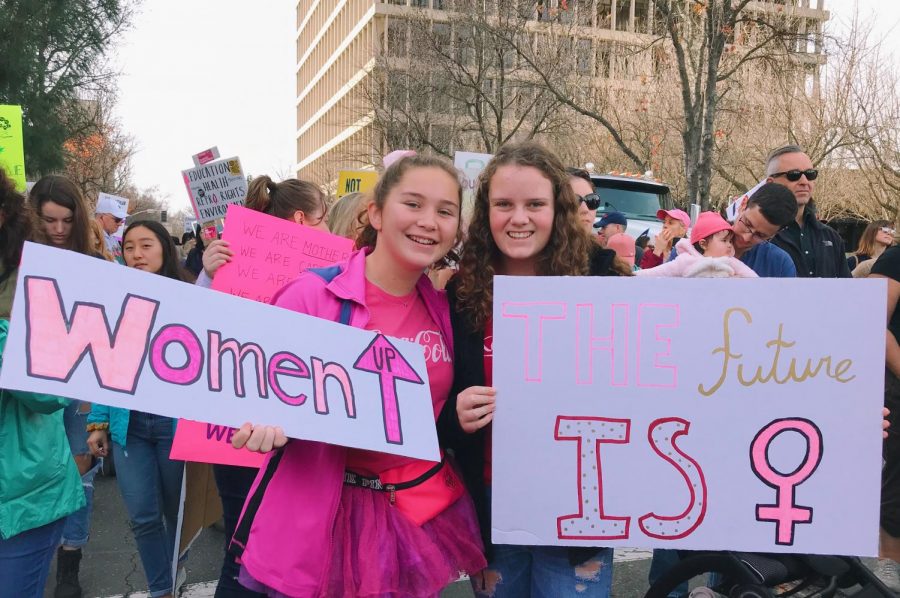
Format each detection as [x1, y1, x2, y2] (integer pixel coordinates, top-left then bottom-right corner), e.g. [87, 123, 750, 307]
[770, 169, 818, 182]
[578, 194, 601, 211]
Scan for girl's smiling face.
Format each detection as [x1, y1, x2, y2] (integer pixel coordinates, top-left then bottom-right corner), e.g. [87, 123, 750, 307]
[368, 166, 460, 273]
[488, 165, 555, 275]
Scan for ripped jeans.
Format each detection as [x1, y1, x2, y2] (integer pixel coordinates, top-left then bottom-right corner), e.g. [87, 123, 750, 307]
[472, 542, 613, 597]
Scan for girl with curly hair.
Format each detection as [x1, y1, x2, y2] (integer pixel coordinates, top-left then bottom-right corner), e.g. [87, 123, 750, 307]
[439, 141, 615, 597]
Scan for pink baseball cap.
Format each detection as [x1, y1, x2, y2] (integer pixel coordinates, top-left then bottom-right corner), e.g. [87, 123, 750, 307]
[607, 233, 636, 267]
[656, 208, 691, 229]
[689, 211, 732, 244]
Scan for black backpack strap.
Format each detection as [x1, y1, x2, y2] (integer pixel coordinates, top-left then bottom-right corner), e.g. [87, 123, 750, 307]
[308, 265, 352, 325]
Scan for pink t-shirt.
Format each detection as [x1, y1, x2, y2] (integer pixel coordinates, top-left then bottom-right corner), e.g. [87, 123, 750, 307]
[344, 279, 453, 476]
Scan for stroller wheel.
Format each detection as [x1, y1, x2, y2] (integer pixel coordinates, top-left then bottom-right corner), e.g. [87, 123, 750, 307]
[730, 585, 772, 598]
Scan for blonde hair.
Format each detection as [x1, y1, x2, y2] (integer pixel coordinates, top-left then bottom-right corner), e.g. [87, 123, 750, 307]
[89, 219, 114, 261]
[328, 192, 367, 240]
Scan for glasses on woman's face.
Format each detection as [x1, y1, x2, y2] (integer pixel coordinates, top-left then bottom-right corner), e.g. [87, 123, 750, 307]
[880, 227, 896, 236]
[578, 194, 601, 211]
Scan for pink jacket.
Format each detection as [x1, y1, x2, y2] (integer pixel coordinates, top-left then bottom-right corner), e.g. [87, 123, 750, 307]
[636, 239, 758, 278]
[231, 249, 454, 597]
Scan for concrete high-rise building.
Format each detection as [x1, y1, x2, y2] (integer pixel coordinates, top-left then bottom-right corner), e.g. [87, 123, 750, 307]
[295, 0, 828, 182]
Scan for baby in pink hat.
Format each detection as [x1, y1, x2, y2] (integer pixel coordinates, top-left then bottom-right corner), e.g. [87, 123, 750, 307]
[636, 211, 757, 278]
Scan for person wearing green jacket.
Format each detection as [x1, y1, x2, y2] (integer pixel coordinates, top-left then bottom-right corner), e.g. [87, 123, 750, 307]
[0, 169, 85, 598]
[0, 316, 85, 597]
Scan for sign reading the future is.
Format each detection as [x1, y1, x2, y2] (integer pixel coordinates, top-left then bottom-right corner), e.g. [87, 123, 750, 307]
[491, 276, 885, 556]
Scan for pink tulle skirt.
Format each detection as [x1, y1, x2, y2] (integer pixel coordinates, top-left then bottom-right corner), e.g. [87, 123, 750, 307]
[239, 483, 486, 598]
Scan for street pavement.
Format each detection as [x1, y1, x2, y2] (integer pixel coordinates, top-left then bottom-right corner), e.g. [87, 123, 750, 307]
[44, 474, 658, 597]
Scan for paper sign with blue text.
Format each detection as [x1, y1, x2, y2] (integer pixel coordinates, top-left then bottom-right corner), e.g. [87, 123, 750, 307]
[491, 276, 885, 556]
[182, 157, 247, 222]
[0, 243, 440, 461]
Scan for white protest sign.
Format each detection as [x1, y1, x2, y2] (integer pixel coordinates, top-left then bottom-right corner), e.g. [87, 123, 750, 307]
[182, 157, 247, 223]
[96, 192, 130, 216]
[454, 151, 492, 212]
[0, 243, 440, 461]
[491, 276, 885, 556]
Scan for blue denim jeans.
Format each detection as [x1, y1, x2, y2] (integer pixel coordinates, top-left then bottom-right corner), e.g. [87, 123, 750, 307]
[472, 544, 614, 598]
[61, 400, 99, 549]
[0, 517, 65, 598]
[112, 411, 184, 598]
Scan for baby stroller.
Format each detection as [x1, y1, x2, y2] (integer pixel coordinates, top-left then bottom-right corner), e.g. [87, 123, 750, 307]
[644, 551, 897, 597]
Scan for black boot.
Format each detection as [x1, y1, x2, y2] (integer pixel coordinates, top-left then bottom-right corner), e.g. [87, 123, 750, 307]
[54, 547, 83, 598]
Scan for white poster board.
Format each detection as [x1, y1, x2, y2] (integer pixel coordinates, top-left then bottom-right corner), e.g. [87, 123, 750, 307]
[491, 276, 885, 556]
[182, 157, 247, 222]
[0, 243, 440, 461]
[454, 151, 492, 213]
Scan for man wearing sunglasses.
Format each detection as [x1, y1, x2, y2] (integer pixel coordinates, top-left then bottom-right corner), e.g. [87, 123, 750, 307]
[765, 145, 851, 278]
[94, 193, 128, 263]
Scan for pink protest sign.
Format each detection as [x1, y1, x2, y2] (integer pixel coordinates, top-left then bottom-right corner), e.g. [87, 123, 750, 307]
[172, 205, 355, 466]
[212, 205, 354, 304]
[170, 420, 265, 467]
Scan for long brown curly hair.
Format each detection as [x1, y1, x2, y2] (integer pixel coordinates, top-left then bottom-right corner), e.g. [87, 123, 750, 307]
[356, 154, 463, 268]
[455, 141, 593, 331]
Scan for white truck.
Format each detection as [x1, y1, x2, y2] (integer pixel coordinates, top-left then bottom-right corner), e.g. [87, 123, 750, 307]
[588, 171, 674, 241]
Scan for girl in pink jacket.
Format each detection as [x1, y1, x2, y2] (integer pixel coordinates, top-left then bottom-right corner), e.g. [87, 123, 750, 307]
[229, 155, 486, 597]
[636, 211, 758, 279]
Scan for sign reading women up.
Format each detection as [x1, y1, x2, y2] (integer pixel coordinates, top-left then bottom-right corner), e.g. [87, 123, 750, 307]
[491, 276, 885, 556]
[0, 243, 439, 461]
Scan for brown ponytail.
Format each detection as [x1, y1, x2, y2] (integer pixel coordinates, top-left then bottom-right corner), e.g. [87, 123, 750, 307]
[244, 175, 326, 223]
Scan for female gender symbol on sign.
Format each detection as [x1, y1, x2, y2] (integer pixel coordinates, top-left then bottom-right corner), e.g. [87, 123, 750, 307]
[750, 418, 824, 545]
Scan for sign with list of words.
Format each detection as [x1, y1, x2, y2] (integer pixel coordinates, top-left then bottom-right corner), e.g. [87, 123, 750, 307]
[182, 156, 247, 222]
[491, 276, 886, 556]
[0, 243, 440, 461]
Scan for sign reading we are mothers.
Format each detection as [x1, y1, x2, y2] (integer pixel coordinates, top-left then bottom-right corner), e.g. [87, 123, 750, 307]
[491, 276, 886, 556]
[212, 205, 354, 304]
[0, 243, 439, 461]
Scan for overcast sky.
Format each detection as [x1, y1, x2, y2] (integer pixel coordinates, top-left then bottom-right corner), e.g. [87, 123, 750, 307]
[112, 1, 899, 213]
